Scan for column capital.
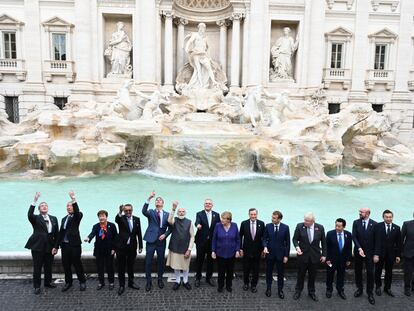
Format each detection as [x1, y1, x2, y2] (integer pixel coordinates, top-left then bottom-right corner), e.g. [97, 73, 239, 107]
[230, 12, 244, 21]
[161, 10, 174, 19]
[216, 19, 230, 27]
[175, 17, 188, 26]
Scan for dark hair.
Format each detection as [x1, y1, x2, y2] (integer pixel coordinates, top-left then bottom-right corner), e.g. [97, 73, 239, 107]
[124, 204, 133, 210]
[335, 218, 346, 227]
[272, 211, 283, 219]
[248, 208, 257, 213]
[383, 209, 393, 217]
[155, 197, 164, 203]
[97, 210, 108, 217]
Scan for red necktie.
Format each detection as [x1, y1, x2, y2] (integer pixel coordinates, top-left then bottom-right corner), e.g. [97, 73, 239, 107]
[157, 210, 161, 224]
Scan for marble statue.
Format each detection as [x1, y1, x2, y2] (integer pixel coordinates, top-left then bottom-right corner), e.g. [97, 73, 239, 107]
[111, 80, 141, 120]
[270, 27, 299, 81]
[104, 22, 132, 78]
[176, 23, 227, 94]
[240, 86, 266, 127]
[136, 90, 168, 121]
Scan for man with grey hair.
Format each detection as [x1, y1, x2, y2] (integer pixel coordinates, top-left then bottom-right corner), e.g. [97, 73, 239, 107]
[292, 212, 326, 301]
[402, 211, 414, 296]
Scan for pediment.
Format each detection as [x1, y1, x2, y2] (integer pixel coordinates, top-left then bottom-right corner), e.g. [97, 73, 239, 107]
[42, 16, 74, 29]
[0, 14, 24, 27]
[325, 26, 353, 38]
[368, 28, 398, 40]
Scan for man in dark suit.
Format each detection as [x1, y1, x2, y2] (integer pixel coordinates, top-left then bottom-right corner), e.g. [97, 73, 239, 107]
[325, 218, 352, 300]
[263, 210, 290, 299]
[239, 208, 265, 293]
[115, 203, 143, 295]
[194, 198, 220, 287]
[292, 212, 327, 302]
[53, 191, 86, 292]
[373, 209, 401, 297]
[25, 192, 59, 295]
[402, 213, 414, 296]
[142, 191, 171, 291]
[352, 207, 377, 304]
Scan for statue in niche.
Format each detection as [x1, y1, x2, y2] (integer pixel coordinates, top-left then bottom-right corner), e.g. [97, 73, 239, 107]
[176, 23, 227, 94]
[136, 90, 169, 121]
[270, 27, 299, 81]
[104, 21, 132, 78]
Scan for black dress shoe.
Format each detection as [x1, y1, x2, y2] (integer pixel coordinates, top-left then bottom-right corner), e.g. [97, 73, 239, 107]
[80, 283, 86, 291]
[145, 283, 152, 292]
[293, 291, 301, 300]
[309, 293, 318, 301]
[354, 288, 363, 297]
[375, 287, 382, 296]
[96, 284, 104, 290]
[61, 283, 72, 292]
[243, 284, 249, 291]
[34, 288, 41, 295]
[251, 286, 257, 293]
[368, 295, 375, 305]
[384, 289, 394, 297]
[195, 279, 200, 288]
[206, 279, 216, 287]
[44, 283, 56, 288]
[109, 284, 114, 290]
[118, 286, 125, 295]
[158, 279, 164, 289]
[278, 290, 284, 299]
[172, 283, 180, 291]
[183, 282, 192, 290]
[326, 290, 332, 298]
[265, 289, 271, 297]
[226, 286, 232, 292]
[338, 291, 347, 300]
[128, 283, 140, 290]
[217, 287, 224, 293]
[404, 289, 411, 296]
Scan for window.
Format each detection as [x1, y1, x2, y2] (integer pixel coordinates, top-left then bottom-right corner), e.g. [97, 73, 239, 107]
[52, 33, 66, 61]
[374, 44, 387, 70]
[53, 97, 67, 110]
[330, 43, 343, 69]
[5, 96, 19, 123]
[3, 32, 16, 59]
[328, 103, 341, 114]
[372, 104, 383, 113]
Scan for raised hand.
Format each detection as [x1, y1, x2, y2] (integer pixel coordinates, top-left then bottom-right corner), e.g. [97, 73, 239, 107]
[172, 201, 178, 211]
[33, 192, 41, 203]
[148, 191, 156, 201]
[69, 191, 76, 201]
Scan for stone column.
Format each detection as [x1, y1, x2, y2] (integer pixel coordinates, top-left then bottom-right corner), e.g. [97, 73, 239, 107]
[136, 0, 158, 89]
[70, 0, 94, 102]
[216, 19, 228, 73]
[306, 0, 325, 89]
[348, 0, 370, 102]
[175, 18, 188, 73]
[163, 11, 174, 90]
[230, 13, 242, 91]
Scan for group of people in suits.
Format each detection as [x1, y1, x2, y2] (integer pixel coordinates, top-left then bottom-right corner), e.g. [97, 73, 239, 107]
[25, 191, 414, 305]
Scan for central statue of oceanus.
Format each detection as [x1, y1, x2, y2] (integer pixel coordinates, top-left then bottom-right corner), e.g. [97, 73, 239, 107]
[175, 23, 227, 94]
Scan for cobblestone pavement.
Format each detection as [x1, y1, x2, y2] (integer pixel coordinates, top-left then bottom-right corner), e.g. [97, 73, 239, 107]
[1, 273, 413, 311]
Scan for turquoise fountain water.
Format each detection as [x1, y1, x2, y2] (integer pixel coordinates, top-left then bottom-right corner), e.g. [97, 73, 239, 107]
[1, 171, 413, 251]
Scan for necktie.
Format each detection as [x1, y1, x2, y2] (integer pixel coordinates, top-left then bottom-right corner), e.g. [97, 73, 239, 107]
[207, 212, 211, 228]
[338, 233, 343, 252]
[251, 222, 256, 240]
[307, 227, 313, 243]
[274, 225, 279, 234]
[157, 210, 161, 225]
[387, 224, 391, 236]
[362, 220, 366, 230]
[44, 218, 51, 233]
[128, 217, 133, 232]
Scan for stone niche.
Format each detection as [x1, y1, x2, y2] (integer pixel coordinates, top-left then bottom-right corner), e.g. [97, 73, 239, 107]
[103, 14, 133, 79]
[269, 20, 299, 83]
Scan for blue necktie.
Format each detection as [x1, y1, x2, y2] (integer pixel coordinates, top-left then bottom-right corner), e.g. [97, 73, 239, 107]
[338, 233, 343, 252]
[128, 217, 133, 232]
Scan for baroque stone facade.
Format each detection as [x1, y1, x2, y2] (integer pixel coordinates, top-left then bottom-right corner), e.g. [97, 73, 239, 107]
[0, 0, 413, 144]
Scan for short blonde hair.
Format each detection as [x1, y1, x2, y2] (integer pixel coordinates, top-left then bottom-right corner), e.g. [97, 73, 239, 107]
[221, 211, 232, 221]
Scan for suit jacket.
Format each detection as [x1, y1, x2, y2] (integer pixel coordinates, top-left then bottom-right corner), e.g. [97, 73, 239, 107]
[115, 214, 143, 251]
[326, 229, 352, 265]
[239, 219, 265, 257]
[142, 203, 171, 243]
[374, 222, 402, 260]
[402, 220, 414, 258]
[293, 222, 327, 264]
[352, 218, 377, 256]
[25, 205, 59, 253]
[55, 202, 82, 248]
[87, 221, 118, 256]
[263, 222, 290, 261]
[194, 210, 220, 246]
